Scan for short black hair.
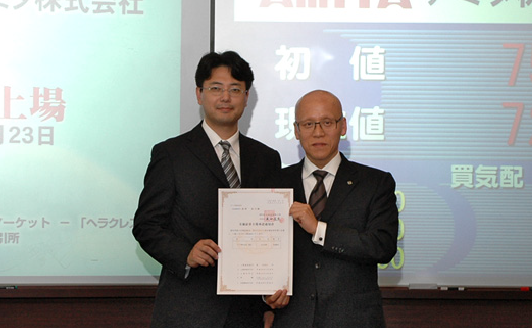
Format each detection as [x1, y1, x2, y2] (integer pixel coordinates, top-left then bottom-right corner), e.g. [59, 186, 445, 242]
[195, 51, 255, 90]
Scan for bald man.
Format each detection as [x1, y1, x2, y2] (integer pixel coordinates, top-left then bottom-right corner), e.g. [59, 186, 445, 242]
[269, 90, 398, 328]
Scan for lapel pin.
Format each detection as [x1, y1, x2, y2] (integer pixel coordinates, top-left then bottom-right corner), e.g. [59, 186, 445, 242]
[347, 181, 353, 185]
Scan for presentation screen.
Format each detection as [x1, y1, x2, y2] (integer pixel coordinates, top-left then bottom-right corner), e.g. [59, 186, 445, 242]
[215, 0, 532, 287]
[0, 1, 188, 285]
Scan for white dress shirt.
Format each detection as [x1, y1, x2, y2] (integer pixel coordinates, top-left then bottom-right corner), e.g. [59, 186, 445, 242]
[203, 121, 241, 179]
[301, 152, 341, 246]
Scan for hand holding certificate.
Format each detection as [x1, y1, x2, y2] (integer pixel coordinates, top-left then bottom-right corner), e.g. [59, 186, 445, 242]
[217, 188, 293, 295]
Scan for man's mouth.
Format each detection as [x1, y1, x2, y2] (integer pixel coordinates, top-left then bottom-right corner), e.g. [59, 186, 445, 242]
[217, 106, 234, 112]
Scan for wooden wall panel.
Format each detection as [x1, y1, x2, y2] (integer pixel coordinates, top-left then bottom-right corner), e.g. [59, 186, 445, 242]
[1, 287, 531, 328]
[1, 298, 153, 328]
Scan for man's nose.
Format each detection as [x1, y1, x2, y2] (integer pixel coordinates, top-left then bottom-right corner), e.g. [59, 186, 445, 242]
[220, 89, 231, 101]
[313, 122, 325, 135]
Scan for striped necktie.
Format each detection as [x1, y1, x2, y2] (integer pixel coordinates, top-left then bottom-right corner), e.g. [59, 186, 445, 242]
[309, 170, 327, 219]
[219, 141, 240, 188]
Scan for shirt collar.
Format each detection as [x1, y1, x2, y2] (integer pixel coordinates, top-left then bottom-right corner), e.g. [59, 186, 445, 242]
[302, 152, 341, 180]
[202, 121, 240, 154]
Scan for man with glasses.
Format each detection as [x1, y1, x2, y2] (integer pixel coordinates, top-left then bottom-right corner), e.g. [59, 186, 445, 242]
[133, 51, 281, 328]
[266, 90, 398, 328]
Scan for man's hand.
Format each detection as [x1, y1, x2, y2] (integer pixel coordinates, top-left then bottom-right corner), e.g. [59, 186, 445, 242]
[187, 239, 221, 268]
[263, 310, 275, 328]
[264, 289, 290, 309]
[290, 201, 318, 235]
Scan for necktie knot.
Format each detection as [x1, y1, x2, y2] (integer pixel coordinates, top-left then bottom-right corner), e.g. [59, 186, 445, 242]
[219, 140, 229, 150]
[313, 170, 327, 182]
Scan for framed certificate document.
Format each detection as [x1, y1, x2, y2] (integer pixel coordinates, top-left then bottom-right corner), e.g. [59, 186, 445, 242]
[217, 188, 293, 295]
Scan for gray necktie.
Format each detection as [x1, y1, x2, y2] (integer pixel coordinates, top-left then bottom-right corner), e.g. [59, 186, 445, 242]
[219, 141, 240, 188]
[309, 170, 327, 218]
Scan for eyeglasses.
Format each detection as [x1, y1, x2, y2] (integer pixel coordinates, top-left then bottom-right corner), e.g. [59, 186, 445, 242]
[201, 86, 246, 97]
[295, 117, 343, 132]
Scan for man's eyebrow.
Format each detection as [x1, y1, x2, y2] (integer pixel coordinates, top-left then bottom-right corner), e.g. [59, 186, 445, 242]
[206, 81, 243, 86]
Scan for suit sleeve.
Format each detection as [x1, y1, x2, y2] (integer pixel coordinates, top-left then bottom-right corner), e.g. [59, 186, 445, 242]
[132, 143, 191, 278]
[323, 172, 399, 264]
[264, 151, 282, 187]
[241, 137, 282, 188]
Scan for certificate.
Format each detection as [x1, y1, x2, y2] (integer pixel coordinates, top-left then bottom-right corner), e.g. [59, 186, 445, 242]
[217, 188, 293, 295]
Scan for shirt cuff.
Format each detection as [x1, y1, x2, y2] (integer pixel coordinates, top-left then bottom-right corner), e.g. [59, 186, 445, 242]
[312, 221, 327, 246]
[184, 264, 191, 279]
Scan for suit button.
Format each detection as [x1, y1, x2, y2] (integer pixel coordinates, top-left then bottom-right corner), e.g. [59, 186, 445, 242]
[315, 262, 320, 269]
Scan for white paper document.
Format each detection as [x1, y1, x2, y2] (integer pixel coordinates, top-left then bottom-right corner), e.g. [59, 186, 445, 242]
[217, 188, 293, 295]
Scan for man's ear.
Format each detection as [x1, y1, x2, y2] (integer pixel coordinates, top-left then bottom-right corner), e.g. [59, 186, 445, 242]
[196, 87, 203, 105]
[294, 122, 300, 140]
[340, 117, 347, 136]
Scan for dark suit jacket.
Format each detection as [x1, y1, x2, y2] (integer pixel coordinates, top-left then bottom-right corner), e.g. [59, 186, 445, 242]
[274, 153, 398, 328]
[133, 122, 281, 328]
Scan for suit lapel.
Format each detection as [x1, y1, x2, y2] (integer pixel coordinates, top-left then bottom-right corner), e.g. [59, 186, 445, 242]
[239, 134, 255, 187]
[287, 160, 306, 203]
[320, 155, 360, 222]
[185, 122, 229, 187]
